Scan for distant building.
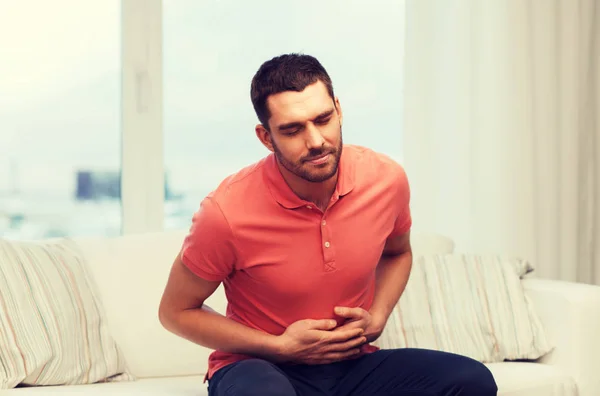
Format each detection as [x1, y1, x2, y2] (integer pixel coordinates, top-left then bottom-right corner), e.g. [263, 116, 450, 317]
[76, 171, 120, 200]
[75, 170, 180, 201]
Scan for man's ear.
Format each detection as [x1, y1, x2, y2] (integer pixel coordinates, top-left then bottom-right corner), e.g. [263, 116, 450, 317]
[255, 124, 274, 152]
[335, 97, 343, 127]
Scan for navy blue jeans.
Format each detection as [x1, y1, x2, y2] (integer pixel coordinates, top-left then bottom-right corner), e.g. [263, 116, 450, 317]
[207, 348, 498, 396]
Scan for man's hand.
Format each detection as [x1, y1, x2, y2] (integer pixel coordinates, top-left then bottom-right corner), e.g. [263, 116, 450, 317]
[333, 307, 386, 343]
[272, 318, 366, 365]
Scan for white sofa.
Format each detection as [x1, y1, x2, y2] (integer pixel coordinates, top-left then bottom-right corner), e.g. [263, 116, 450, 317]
[5, 231, 600, 395]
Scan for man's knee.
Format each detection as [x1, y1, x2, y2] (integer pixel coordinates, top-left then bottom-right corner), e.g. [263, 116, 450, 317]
[451, 357, 498, 395]
[383, 349, 498, 395]
[210, 359, 296, 396]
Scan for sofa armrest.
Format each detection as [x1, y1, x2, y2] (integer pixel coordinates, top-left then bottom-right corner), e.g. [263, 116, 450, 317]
[523, 278, 600, 396]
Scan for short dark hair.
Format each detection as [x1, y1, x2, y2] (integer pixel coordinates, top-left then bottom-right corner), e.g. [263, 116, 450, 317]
[250, 53, 335, 130]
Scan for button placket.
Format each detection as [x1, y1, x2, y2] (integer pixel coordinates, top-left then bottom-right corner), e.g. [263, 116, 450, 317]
[320, 215, 335, 271]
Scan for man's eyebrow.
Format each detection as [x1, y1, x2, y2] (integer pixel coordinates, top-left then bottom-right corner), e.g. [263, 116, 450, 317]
[314, 109, 335, 120]
[277, 109, 335, 131]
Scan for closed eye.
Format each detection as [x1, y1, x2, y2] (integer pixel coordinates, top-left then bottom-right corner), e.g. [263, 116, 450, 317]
[283, 118, 330, 136]
[315, 117, 331, 125]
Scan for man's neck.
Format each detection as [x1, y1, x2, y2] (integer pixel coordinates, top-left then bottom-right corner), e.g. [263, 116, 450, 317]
[277, 162, 338, 211]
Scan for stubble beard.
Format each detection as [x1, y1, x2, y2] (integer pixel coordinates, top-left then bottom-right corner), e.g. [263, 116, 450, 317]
[273, 131, 343, 183]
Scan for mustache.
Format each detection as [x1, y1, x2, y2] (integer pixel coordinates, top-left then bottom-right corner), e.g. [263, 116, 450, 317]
[302, 147, 336, 162]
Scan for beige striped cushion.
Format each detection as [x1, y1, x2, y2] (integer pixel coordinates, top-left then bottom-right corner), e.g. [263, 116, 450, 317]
[374, 253, 554, 362]
[0, 238, 134, 389]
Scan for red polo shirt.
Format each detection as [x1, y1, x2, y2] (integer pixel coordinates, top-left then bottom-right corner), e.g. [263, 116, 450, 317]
[180, 144, 411, 379]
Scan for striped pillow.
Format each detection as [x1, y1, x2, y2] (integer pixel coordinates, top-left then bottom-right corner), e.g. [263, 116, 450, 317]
[374, 253, 554, 362]
[0, 238, 134, 389]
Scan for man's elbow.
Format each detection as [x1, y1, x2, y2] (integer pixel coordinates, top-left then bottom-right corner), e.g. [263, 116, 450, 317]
[158, 299, 177, 331]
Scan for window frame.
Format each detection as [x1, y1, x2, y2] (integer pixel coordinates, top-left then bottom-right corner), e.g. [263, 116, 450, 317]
[121, 0, 164, 234]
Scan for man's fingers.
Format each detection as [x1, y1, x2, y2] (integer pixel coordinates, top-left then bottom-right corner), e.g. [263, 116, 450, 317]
[333, 320, 364, 333]
[320, 349, 362, 363]
[323, 335, 366, 353]
[306, 319, 338, 331]
[334, 306, 365, 319]
[326, 327, 364, 343]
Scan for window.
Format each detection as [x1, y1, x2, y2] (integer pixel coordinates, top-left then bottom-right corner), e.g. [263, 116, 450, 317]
[0, 1, 121, 239]
[162, 1, 405, 230]
[0, 1, 405, 238]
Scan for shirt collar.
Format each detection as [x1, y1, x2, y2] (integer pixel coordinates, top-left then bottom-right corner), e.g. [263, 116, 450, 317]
[263, 146, 355, 209]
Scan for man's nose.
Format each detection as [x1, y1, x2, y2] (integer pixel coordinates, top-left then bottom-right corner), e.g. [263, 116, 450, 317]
[305, 123, 325, 150]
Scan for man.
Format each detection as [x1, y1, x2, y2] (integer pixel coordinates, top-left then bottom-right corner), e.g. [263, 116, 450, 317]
[159, 53, 497, 396]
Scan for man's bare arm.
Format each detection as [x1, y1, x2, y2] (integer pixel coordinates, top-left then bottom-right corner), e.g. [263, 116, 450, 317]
[368, 231, 413, 327]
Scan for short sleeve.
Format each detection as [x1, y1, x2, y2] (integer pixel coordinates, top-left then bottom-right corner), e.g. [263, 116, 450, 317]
[390, 165, 412, 237]
[180, 196, 237, 281]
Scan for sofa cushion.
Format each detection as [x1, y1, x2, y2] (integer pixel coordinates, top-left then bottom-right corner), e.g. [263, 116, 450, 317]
[3, 376, 207, 395]
[0, 239, 134, 389]
[410, 232, 455, 255]
[486, 362, 577, 396]
[374, 253, 553, 363]
[72, 231, 218, 379]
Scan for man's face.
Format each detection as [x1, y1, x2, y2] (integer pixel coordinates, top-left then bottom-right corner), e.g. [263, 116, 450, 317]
[258, 80, 343, 183]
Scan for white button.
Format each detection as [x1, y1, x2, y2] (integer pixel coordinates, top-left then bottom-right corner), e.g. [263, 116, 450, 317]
[324, 242, 330, 248]
[306, 205, 312, 209]
[321, 220, 327, 226]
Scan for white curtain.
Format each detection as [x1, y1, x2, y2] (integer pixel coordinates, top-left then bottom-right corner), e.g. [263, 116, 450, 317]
[403, 0, 600, 284]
